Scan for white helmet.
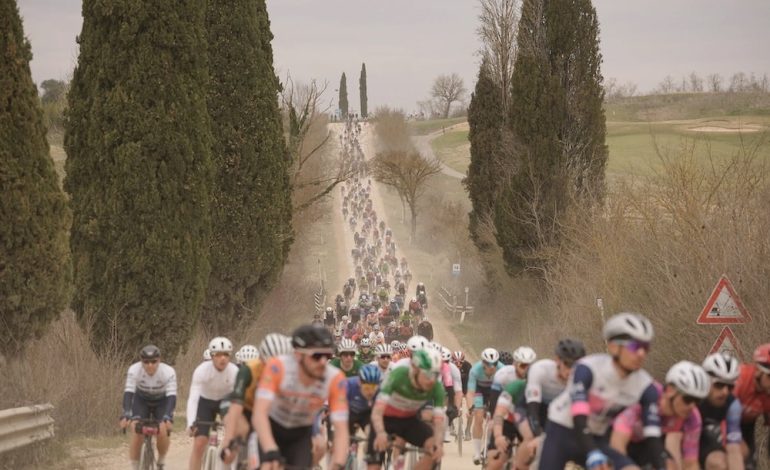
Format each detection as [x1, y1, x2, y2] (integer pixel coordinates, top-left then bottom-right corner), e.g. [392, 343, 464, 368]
[513, 346, 537, 365]
[237, 344, 259, 362]
[481, 348, 500, 363]
[203, 348, 211, 361]
[338, 338, 357, 353]
[360, 337, 371, 347]
[441, 347, 452, 362]
[209, 337, 234, 354]
[702, 352, 741, 384]
[602, 312, 654, 342]
[407, 335, 429, 352]
[375, 343, 393, 357]
[429, 342, 443, 352]
[390, 340, 401, 349]
[665, 361, 711, 399]
[258, 333, 293, 359]
[341, 315, 349, 322]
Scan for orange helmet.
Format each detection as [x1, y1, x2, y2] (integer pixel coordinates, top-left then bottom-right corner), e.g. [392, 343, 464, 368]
[753, 343, 770, 373]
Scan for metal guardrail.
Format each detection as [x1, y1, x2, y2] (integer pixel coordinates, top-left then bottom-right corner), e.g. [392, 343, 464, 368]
[0, 404, 55, 454]
[437, 286, 474, 321]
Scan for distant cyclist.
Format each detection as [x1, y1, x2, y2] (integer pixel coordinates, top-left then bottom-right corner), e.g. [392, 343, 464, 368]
[332, 338, 364, 378]
[371, 343, 395, 382]
[698, 352, 744, 470]
[120, 345, 177, 470]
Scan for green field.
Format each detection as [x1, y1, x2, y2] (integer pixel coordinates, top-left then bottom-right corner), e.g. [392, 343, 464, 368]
[408, 117, 467, 135]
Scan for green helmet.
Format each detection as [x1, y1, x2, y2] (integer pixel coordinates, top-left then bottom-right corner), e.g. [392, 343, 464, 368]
[411, 349, 442, 375]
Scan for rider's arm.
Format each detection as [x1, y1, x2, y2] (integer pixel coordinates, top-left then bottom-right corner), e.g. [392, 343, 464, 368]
[725, 399, 744, 470]
[162, 365, 177, 421]
[328, 372, 350, 467]
[664, 432, 684, 468]
[675, 406, 702, 468]
[432, 384, 447, 449]
[638, 383, 665, 470]
[222, 364, 251, 448]
[122, 364, 138, 418]
[465, 364, 478, 407]
[493, 391, 513, 439]
[186, 363, 204, 430]
[524, 361, 544, 436]
[254, 358, 283, 453]
[569, 364, 599, 455]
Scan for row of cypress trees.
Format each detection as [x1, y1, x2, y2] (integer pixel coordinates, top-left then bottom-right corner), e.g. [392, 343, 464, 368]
[338, 63, 368, 119]
[1, 0, 292, 360]
[466, 0, 607, 275]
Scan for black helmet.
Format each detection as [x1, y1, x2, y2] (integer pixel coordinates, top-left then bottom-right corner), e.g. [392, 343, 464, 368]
[555, 338, 586, 363]
[292, 324, 334, 349]
[140, 344, 161, 360]
[499, 351, 514, 366]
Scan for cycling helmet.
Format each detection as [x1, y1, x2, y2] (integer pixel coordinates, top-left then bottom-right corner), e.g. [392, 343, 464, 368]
[140, 344, 161, 360]
[411, 349, 442, 375]
[203, 348, 211, 361]
[407, 335, 429, 352]
[359, 364, 383, 384]
[429, 342, 443, 352]
[498, 351, 514, 365]
[338, 338, 358, 353]
[360, 337, 371, 347]
[555, 339, 586, 363]
[452, 351, 465, 362]
[512, 346, 536, 364]
[237, 344, 259, 362]
[259, 333, 293, 358]
[702, 352, 741, 384]
[375, 344, 393, 357]
[441, 347, 452, 362]
[666, 361, 711, 399]
[481, 348, 500, 364]
[325, 306, 334, 315]
[753, 343, 770, 373]
[291, 324, 334, 349]
[390, 340, 401, 349]
[603, 312, 654, 342]
[209, 337, 234, 354]
[341, 315, 349, 323]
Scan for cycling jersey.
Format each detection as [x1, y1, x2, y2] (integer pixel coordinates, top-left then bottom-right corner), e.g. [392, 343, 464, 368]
[186, 360, 238, 429]
[347, 376, 375, 415]
[495, 379, 527, 423]
[330, 357, 364, 378]
[358, 349, 374, 364]
[491, 365, 522, 391]
[228, 358, 265, 412]
[734, 364, 770, 423]
[525, 359, 567, 404]
[377, 366, 446, 419]
[468, 360, 503, 392]
[125, 362, 177, 400]
[613, 382, 702, 462]
[369, 359, 395, 383]
[456, 360, 472, 394]
[448, 362, 463, 393]
[547, 353, 660, 437]
[257, 355, 348, 428]
[698, 394, 742, 445]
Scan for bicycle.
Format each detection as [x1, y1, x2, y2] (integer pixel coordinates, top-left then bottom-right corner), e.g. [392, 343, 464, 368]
[383, 435, 441, 470]
[478, 411, 492, 469]
[344, 435, 368, 470]
[454, 411, 463, 457]
[128, 419, 162, 470]
[195, 420, 238, 470]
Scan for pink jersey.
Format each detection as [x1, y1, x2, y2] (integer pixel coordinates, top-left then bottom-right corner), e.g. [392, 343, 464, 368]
[440, 362, 453, 387]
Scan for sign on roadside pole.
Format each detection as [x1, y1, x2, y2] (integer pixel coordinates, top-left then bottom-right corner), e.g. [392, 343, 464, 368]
[709, 326, 744, 361]
[452, 263, 461, 276]
[697, 275, 750, 360]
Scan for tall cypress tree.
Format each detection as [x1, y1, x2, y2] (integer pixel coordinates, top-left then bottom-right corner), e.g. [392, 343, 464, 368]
[495, 0, 607, 274]
[465, 60, 504, 250]
[64, 0, 213, 359]
[0, 0, 71, 357]
[339, 72, 349, 118]
[359, 63, 368, 118]
[201, 0, 292, 334]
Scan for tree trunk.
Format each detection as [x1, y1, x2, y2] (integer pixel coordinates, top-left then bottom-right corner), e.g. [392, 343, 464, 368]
[409, 203, 418, 242]
[443, 101, 451, 119]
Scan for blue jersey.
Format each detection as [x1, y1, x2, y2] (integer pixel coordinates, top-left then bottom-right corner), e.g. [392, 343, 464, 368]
[468, 361, 503, 392]
[347, 377, 374, 415]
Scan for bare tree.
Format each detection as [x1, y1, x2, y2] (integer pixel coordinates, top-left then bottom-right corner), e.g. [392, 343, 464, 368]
[477, 0, 520, 113]
[431, 73, 467, 119]
[281, 76, 357, 212]
[707, 73, 722, 93]
[688, 72, 703, 92]
[657, 75, 676, 94]
[369, 150, 441, 240]
[729, 72, 747, 92]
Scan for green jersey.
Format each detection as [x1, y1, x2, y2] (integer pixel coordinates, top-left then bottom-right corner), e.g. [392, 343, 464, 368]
[496, 379, 526, 422]
[377, 366, 446, 418]
[330, 357, 364, 378]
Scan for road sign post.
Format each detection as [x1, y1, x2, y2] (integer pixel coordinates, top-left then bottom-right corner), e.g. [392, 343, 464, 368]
[697, 275, 750, 360]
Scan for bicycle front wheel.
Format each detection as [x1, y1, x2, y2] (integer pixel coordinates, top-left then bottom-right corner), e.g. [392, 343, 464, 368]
[456, 414, 462, 457]
[139, 438, 155, 470]
[202, 446, 218, 470]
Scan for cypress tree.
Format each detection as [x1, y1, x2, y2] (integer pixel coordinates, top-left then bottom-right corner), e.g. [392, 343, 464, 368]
[339, 72, 349, 118]
[0, 0, 71, 357]
[495, 0, 607, 274]
[465, 60, 504, 250]
[359, 63, 368, 118]
[201, 0, 292, 334]
[64, 0, 213, 359]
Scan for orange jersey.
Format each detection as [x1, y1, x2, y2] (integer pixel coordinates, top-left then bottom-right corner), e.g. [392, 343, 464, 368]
[257, 355, 348, 428]
[734, 364, 770, 423]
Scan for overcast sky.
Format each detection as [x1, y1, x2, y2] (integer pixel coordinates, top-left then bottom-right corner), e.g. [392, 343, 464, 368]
[17, 0, 770, 112]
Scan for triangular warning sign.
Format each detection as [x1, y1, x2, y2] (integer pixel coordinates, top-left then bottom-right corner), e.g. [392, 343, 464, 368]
[708, 326, 744, 361]
[696, 275, 751, 324]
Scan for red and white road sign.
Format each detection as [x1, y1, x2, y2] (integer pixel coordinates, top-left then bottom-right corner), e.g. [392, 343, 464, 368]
[696, 275, 751, 325]
[709, 326, 744, 361]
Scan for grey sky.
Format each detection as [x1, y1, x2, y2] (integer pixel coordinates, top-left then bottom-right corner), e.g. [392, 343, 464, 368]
[17, 0, 770, 112]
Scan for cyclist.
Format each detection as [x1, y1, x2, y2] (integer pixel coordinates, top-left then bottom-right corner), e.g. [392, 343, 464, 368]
[441, 347, 463, 443]
[186, 337, 238, 470]
[489, 377, 526, 470]
[332, 338, 364, 378]
[512, 339, 586, 469]
[254, 324, 349, 470]
[417, 319, 434, 341]
[394, 335, 430, 368]
[120, 345, 177, 470]
[358, 337, 375, 364]
[611, 361, 710, 469]
[235, 344, 258, 365]
[467, 347, 503, 464]
[734, 343, 770, 468]
[348, 364, 383, 436]
[490, 346, 537, 413]
[367, 349, 447, 470]
[203, 348, 211, 361]
[698, 352, 743, 470]
[539, 312, 661, 470]
[220, 334, 293, 465]
[371, 343, 395, 382]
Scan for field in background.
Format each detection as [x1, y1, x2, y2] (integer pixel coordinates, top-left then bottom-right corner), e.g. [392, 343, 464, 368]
[408, 117, 467, 135]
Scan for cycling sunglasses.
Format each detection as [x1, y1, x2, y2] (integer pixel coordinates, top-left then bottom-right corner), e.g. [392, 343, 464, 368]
[378, 355, 392, 360]
[339, 352, 356, 358]
[614, 339, 651, 353]
[482, 361, 497, 368]
[713, 382, 735, 391]
[680, 394, 702, 406]
[309, 352, 333, 361]
[142, 359, 159, 365]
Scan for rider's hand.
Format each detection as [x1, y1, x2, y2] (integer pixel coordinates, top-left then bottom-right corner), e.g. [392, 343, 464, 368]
[431, 444, 444, 462]
[585, 449, 611, 470]
[187, 426, 196, 437]
[220, 446, 235, 465]
[494, 435, 509, 453]
[373, 432, 389, 452]
[119, 416, 129, 430]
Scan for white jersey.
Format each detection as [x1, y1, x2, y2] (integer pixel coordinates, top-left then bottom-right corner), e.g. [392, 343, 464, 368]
[125, 362, 177, 400]
[449, 362, 463, 393]
[186, 361, 238, 428]
[524, 359, 566, 404]
[492, 365, 522, 391]
[370, 359, 395, 383]
[547, 354, 655, 435]
[394, 357, 411, 369]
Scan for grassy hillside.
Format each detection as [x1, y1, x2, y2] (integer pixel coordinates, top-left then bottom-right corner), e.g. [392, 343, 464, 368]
[408, 117, 467, 135]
